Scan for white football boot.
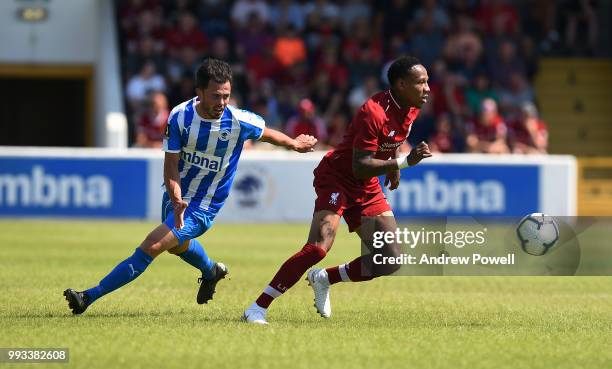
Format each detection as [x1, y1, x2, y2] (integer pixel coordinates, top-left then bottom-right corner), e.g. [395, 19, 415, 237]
[306, 268, 331, 318]
[242, 303, 269, 325]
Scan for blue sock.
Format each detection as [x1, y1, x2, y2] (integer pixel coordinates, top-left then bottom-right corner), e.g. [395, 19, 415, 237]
[85, 248, 153, 304]
[178, 239, 215, 279]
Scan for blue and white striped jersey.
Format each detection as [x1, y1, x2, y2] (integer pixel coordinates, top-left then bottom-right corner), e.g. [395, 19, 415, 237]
[162, 97, 265, 216]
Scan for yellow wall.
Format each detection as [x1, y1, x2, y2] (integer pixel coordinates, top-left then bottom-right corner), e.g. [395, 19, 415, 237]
[578, 157, 612, 215]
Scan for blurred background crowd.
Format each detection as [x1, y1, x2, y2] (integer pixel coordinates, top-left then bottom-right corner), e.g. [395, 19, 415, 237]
[115, 0, 604, 154]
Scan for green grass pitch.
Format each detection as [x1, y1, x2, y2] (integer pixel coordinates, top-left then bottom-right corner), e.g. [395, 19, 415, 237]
[1, 220, 611, 369]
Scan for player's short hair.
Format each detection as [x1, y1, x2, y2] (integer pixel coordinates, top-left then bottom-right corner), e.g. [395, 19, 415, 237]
[195, 58, 232, 89]
[387, 56, 422, 86]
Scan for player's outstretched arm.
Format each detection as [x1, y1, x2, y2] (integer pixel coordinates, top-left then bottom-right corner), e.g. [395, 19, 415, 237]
[259, 128, 317, 153]
[164, 152, 187, 229]
[353, 142, 432, 180]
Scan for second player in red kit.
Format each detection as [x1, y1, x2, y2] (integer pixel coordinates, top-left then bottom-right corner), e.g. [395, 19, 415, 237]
[244, 56, 433, 324]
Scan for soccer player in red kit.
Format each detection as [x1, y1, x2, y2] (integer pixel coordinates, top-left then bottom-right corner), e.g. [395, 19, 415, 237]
[243, 56, 432, 324]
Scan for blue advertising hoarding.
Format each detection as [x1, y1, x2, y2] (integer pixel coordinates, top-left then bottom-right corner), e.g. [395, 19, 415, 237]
[383, 164, 540, 217]
[0, 157, 147, 218]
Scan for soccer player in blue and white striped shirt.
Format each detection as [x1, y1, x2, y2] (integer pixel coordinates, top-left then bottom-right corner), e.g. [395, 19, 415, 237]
[64, 59, 317, 314]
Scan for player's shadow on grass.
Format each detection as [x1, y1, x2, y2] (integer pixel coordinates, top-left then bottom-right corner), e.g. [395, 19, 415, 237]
[6, 310, 234, 323]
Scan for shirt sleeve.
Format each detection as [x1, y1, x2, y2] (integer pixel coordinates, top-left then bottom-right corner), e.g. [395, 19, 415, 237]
[236, 109, 266, 141]
[352, 102, 382, 152]
[162, 110, 181, 153]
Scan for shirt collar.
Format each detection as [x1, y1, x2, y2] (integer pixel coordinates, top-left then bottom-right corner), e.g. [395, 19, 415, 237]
[388, 90, 411, 116]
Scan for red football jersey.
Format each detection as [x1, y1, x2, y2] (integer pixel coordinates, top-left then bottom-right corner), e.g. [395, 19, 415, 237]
[319, 90, 420, 191]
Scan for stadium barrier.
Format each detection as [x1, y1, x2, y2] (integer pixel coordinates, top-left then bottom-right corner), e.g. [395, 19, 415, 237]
[577, 157, 612, 215]
[0, 148, 576, 221]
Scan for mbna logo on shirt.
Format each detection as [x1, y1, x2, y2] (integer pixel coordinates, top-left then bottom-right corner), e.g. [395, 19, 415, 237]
[181, 151, 223, 172]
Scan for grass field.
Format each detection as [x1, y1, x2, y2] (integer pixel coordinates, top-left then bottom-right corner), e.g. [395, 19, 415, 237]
[1, 220, 612, 369]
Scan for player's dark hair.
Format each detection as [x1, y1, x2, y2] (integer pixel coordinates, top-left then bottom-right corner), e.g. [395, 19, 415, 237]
[387, 56, 422, 86]
[195, 58, 232, 89]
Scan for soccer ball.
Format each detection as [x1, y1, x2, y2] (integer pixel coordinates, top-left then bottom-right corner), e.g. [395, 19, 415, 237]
[516, 213, 559, 256]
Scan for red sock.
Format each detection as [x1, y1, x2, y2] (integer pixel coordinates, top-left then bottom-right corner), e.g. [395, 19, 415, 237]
[326, 256, 374, 285]
[255, 243, 327, 308]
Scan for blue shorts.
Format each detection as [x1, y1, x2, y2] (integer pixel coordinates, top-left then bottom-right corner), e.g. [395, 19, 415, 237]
[161, 193, 214, 244]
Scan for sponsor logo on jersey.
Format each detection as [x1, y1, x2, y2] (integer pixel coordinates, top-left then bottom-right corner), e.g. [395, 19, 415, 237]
[181, 151, 223, 172]
[379, 141, 403, 151]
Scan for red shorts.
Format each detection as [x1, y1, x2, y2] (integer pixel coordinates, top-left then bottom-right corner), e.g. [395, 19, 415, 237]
[313, 161, 392, 232]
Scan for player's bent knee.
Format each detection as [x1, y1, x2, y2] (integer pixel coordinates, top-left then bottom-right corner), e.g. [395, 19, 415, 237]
[139, 229, 179, 258]
[168, 240, 190, 255]
[309, 230, 336, 252]
[139, 243, 160, 258]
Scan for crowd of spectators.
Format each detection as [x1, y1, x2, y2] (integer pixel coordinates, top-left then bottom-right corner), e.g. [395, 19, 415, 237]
[116, 0, 601, 154]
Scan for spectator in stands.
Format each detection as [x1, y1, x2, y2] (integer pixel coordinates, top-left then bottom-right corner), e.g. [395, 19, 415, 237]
[407, 99, 436, 149]
[326, 112, 348, 149]
[443, 15, 482, 71]
[410, 12, 445, 70]
[235, 12, 275, 60]
[429, 114, 455, 153]
[498, 72, 535, 122]
[113, 0, 564, 153]
[126, 60, 166, 111]
[380, 0, 414, 40]
[488, 40, 526, 90]
[231, 0, 270, 28]
[413, 0, 450, 33]
[348, 74, 379, 113]
[207, 36, 232, 62]
[563, 0, 599, 55]
[285, 98, 328, 147]
[310, 70, 344, 123]
[246, 46, 283, 86]
[519, 0, 559, 54]
[124, 36, 166, 78]
[273, 25, 307, 68]
[482, 12, 521, 78]
[197, 0, 232, 39]
[163, 0, 197, 26]
[429, 61, 467, 121]
[166, 46, 199, 86]
[257, 80, 283, 129]
[509, 102, 548, 154]
[454, 32, 486, 83]
[466, 98, 510, 154]
[476, 0, 520, 35]
[124, 9, 165, 54]
[302, 0, 340, 23]
[343, 17, 383, 85]
[165, 11, 208, 59]
[118, 0, 159, 27]
[166, 71, 195, 108]
[339, 0, 371, 34]
[134, 92, 169, 148]
[465, 73, 498, 117]
[270, 0, 305, 32]
[315, 44, 349, 90]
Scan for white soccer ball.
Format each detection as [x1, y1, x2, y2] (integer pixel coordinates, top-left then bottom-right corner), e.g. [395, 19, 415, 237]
[516, 213, 559, 256]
